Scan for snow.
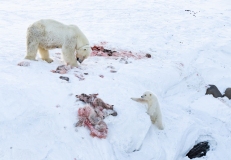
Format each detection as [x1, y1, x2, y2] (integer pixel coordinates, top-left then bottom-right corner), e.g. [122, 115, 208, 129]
[0, 0, 231, 159]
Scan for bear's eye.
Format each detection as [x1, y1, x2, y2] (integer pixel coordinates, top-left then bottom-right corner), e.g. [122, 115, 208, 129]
[84, 49, 86, 51]
[144, 94, 146, 96]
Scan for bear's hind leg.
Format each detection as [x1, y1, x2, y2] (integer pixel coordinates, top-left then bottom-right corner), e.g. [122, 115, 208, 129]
[155, 116, 164, 130]
[38, 47, 53, 63]
[25, 42, 38, 61]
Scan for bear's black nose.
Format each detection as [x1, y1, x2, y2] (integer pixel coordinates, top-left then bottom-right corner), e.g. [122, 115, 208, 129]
[77, 58, 79, 61]
[141, 96, 143, 98]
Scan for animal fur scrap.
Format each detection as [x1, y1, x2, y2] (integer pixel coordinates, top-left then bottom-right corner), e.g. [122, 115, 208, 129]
[75, 93, 118, 138]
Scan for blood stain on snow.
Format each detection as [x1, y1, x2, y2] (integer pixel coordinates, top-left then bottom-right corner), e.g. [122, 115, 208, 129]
[91, 44, 148, 59]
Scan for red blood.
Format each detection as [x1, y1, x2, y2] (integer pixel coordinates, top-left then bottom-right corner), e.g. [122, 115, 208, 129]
[90, 43, 147, 59]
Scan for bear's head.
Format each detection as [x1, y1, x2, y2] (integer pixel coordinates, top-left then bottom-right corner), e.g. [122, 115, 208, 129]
[141, 91, 153, 101]
[76, 46, 92, 64]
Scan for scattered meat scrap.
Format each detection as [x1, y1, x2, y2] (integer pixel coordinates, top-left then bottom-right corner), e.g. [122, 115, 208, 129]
[59, 76, 69, 81]
[110, 70, 117, 73]
[107, 66, 115, 69]
[99, 75, 104, 78]
[51, 65, 71, 74]
[75, 73, 85, 81]
[106, 66, 117, 73]
[75, 93, 117, 138]
[17, 61, 30, 66]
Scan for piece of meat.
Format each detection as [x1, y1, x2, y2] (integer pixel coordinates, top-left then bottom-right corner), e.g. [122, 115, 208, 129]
[51, 65, 71, 74]
[17, 61, 30, 66]
[59, 76, 69, 81]
[74, 74, 85, 81]
[84, 119, 107, 139]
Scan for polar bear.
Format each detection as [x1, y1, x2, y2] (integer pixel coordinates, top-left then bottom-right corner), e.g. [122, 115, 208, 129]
[25, 19, 92, 67]
[131, 91, 164, 130]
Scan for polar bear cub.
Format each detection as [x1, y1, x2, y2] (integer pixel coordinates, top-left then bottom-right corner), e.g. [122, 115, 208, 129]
[25, 19, 92, 67]
[131, 91, 164, 130]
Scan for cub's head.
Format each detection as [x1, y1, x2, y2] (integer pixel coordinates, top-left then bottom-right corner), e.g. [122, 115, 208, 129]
[141, 91, 153, 100]
[76, 46, 92, 64]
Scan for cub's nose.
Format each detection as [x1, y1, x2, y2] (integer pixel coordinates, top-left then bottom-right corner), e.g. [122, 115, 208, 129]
[76, 58, 79, 61]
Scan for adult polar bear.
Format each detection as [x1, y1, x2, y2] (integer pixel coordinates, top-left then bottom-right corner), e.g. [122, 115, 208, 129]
[131, 91, 164, 130]
[25, 19, 92, 67]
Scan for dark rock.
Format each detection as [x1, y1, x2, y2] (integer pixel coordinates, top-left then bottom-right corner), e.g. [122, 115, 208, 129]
[59, 76, 69, 81]
[186, 141, 210, 159]
[110, 111, 117, 116]
[146, 53, 151, 58]
[205, 85, 222, 98]
[224, 88, 231, 99]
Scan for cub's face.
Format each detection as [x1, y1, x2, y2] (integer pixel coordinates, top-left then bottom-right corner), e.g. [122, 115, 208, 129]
[76, 47, 92, 64]
[141, 91, 152, 101]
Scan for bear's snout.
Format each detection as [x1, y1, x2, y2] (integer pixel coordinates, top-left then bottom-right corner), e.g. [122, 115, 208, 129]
[77, 58, 83, 63]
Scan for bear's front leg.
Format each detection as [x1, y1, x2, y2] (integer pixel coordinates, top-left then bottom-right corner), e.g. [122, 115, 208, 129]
[131, 97, 148, 104]
[62, 45, 79, 67]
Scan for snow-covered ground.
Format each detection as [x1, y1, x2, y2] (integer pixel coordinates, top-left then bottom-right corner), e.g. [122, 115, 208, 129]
[0, 0, 231, 159]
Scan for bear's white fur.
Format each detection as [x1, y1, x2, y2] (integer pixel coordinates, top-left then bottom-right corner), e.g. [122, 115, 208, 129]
[131, 91, 164, 130]
[25, 19, 92, 67]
